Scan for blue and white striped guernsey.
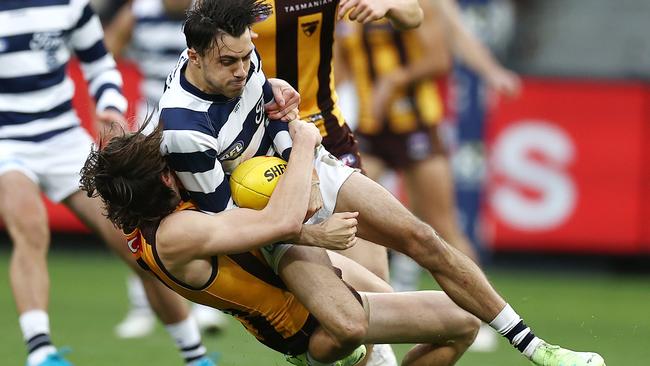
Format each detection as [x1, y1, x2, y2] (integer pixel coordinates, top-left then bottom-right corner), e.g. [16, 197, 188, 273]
[156, 49, 293, 214]
[0, 0, 127, 142]
[129, 0, 187, 106]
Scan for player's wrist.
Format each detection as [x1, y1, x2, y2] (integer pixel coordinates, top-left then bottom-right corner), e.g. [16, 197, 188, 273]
[297, 223, 318, 246]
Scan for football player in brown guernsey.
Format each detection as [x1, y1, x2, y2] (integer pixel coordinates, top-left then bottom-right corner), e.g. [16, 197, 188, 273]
[80, 120, 482, 366]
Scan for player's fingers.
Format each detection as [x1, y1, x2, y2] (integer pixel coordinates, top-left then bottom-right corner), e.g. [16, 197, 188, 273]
[267, 111, 284, 120]
[265, 101, 280, 112]
[338, 211, 359, 218]
[347, 236, 358, 248]
[345, 217, 358, 228]
[355, 8, 376, 23]
[283, 108, 299, 122]
[283, 100, 301, 116]
[273, 86, 286, 107]
[338, 0, 356, 20]
[348, 3, 366, 21]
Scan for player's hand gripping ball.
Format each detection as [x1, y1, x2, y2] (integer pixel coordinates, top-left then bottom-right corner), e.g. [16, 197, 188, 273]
[230, 156, 288, 210]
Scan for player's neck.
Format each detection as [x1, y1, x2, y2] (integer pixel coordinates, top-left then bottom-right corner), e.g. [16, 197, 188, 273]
[184, 63, 222, 97]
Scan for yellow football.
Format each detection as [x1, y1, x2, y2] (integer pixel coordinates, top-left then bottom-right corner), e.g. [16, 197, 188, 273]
[230, 156, 288, 210]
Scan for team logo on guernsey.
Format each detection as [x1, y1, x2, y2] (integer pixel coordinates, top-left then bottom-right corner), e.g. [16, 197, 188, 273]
[301, 21, 320, 36]
[30, 31, 64, 69]
[254, 97, 266, 125]
[219, 141, 245, 161]
[283, 0, 334, 13]
[338, 153, 357, 167]
[127, 236, 141, 254]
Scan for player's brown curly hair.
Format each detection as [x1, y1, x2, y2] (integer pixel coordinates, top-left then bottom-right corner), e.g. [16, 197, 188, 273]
[79, 119, 179, 233]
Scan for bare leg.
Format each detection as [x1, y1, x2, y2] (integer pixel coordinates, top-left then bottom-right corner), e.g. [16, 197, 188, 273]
[336, 172, 505, 322]
[404, 155, 478, 262]
[328, 251, 392, 293]
[277, 246, 367, 362]
[0, 172, 50, 314]
[336, 238, 389, 282]
[64, 191, 189, 324]
[327, 250, 394, 366]
[361, 291, 480, 366]
[337, 153, 390, 281]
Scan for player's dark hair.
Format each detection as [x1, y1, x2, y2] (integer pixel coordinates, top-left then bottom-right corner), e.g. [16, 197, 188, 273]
[79, 117, 178, 233]
[184, 0, 272, 55]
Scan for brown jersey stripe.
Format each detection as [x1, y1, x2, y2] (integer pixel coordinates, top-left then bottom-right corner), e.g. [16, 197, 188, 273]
[228, 308, 318, 355]
[315, 3, 337, 121]
[360, 24, 377, 82]
[390, 30, 425, 128]
[275, 0, 299, 89]
[227, 252, 287, 290]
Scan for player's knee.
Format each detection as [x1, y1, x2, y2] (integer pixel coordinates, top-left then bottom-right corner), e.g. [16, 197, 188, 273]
[401, 222, 449, 265]
[457, 313, 481, 346]
[10, 217, 49, 253]
[330, 311, 367, 348]
[335, 321, 367, 348]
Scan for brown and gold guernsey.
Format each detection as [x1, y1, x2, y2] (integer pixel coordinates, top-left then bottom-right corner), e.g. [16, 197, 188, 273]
[253, 0, 346, 139]
[340, 20, 444, 135]
[127, 202, 317, 356]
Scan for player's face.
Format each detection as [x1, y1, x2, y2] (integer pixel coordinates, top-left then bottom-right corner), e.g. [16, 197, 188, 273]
[199, 30, 254, 99]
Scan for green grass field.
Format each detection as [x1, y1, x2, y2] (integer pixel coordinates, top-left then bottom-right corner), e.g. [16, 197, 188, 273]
[0, 249, 648, 365]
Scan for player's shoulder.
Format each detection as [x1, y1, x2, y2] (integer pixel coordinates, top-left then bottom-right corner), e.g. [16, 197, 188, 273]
[158, 209, 208, 253]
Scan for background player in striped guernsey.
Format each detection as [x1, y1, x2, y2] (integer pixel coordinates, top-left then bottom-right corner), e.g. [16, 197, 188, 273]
[80, 117, 482, 366]
[0, 1, 214, 365]
[104, 0, 228, 340]
[334, 0, 520, 353]
[156, 1, 606, 365]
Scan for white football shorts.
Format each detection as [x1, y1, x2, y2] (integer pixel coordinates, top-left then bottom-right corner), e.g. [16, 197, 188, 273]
[0, 126, 94, 202]
[261, 145, 357, 273]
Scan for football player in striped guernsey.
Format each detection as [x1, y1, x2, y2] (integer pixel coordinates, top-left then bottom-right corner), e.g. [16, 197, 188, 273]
[149, 1, 606, 366]
[105, 0, 229, 340]
[0, 1, 213, 365]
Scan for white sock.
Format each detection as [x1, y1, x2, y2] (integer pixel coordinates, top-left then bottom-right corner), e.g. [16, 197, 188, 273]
[390, 252, 421, 292]
[489, 304, 543, 359]
[127, 275, 152, 313]
[366, 344, 398, 366]
[19, 310, 56, 366]
[165, 317, 206, 365]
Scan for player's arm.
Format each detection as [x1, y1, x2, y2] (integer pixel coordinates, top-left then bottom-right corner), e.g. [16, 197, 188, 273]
[379, 0, 452, 91]
[104, 3, 135, 59]
[158, 122, 321, 260]
[255, 47, 300, 122]
[436, 0, 520, 96]
[263, 78, 295, 161]
[69, 0, 128, 132]
[265, 78, 300, 122]
[339, 0, 423, 30]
